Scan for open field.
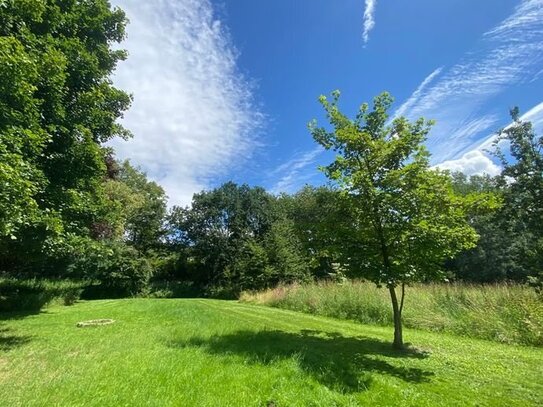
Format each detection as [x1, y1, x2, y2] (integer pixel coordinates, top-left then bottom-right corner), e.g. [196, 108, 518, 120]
[241, 281, 543, 346]
[1, 299, 542, 406]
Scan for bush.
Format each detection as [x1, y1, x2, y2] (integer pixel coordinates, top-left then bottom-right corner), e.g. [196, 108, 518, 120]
[68, 238, 152, 297]
[147, 252, 185, 281]
[204, 284, 240, 300]
[148, 280, 203, 298]
[0, 277, 87, 312]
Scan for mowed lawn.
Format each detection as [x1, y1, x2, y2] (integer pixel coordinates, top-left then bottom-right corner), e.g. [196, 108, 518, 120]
[0, 299, 542, 406]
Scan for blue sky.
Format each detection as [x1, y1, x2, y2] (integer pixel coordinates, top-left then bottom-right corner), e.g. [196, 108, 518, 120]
[110, 0, 543, 206]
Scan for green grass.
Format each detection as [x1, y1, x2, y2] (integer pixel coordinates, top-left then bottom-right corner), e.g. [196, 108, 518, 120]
[241, 281, 543, 347]
[1, 299, 542, 406]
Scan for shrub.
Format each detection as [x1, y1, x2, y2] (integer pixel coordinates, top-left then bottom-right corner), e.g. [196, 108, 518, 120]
[204, 284, 240, 300]
[148, 280, 202, 298]
[67, 238, 152, 297]
[0, 277, 87, 312]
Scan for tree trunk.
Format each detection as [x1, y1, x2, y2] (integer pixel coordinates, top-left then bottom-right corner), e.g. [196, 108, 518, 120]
[371, 205, 404, 349]
[388, 285, 404, 350]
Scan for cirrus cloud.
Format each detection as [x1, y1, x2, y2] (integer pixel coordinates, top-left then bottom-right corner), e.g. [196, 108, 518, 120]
[109, 0, 263, 206]
[395, 0, 543, 163]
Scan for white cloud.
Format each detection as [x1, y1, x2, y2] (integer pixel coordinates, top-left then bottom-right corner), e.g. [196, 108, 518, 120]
[519, 100, 543, 129]
[109, 0, 262, 207]
[435, 150, 501, 177]
[484, 0, 543, 38]
[363, 0, 377, 44]
[394, 67, 443, 119]
[271, 147, 323, 194]
[396, 0, 543, 162]
[435, 100, 543, 177]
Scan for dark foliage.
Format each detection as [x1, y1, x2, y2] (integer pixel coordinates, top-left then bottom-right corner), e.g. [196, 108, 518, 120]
[168, 182, 311, 296]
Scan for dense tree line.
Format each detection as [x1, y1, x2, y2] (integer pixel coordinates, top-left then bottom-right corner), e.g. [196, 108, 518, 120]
[1, 0, 542, 317]
[166, 183, 310, 297]
[448, 111, 543, 286]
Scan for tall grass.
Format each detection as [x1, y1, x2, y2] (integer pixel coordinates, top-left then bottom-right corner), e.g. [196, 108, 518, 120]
[241, 281, 543, 346]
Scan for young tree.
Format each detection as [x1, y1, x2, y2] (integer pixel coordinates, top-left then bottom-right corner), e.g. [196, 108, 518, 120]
[310, 91, 480, 349]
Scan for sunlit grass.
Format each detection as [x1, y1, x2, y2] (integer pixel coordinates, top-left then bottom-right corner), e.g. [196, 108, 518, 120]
[1, 298, 542, 406]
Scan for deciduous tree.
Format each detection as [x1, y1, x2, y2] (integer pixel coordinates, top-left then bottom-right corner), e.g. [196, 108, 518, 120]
[492, 108, 543, 286]
[310, 91, 481, 348]
[0, 0, 132, 273]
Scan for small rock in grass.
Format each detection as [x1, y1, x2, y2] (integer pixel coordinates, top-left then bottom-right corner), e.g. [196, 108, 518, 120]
[76, 319, 115, 328]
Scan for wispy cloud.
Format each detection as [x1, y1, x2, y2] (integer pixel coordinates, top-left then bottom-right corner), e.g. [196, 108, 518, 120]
[271, 147, 323, 194]
[394, 67, 443, 118]
[396, 0, 543, 162]
[475, 101, 543, 152]
[434, 101, 543, 176]
[363, 0, 377, 44]
[484, 0, 543, 38]
[446, 115, 500, 145]
[109, 0, 262, 206]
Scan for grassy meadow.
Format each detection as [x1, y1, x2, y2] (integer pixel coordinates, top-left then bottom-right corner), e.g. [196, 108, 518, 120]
[241, 281, 543, 347]
[1, 298, 542, 406]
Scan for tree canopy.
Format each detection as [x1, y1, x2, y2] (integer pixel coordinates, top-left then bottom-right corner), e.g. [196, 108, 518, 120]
[493, 109, 543, 286]
[168, 182, 309, 295]
[0, 0, 131, 274]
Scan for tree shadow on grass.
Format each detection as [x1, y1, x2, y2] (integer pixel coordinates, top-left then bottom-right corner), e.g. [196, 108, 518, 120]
[0, 326, 31, 351]
[173, 329, 433, 393]
[0, 309, 47, 321]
